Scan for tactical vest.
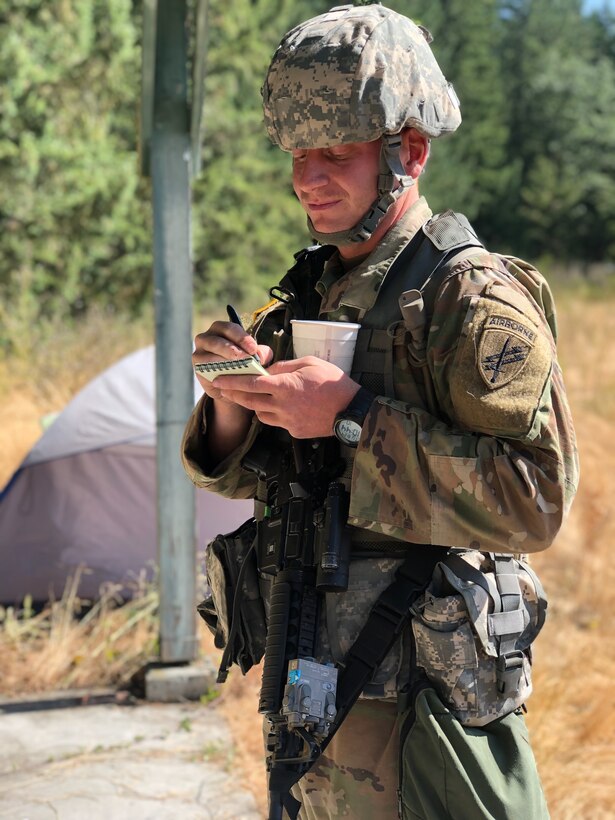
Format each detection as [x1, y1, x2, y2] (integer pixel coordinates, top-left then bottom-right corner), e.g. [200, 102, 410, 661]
[349, 210, 485, 403]
[251, 210, 486, 555]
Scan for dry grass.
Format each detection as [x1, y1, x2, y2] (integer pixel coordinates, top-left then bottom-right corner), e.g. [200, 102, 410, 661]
[210, 650, 268, 814]
[1, 286, 614, 817]
[0, 569, 159, 695]
[523, 290, 615, 818]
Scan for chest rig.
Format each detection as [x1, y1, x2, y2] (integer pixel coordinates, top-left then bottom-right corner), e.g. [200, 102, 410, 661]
[251, 211, 486, 555]
[274, 210, 484, 401]
[348, 210, 485, 407]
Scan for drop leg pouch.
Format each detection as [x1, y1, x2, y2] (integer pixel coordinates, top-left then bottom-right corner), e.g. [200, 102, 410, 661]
[398, 683, 550, 820]
[196, 517, 267, 678]
[411, 551, 547, 726]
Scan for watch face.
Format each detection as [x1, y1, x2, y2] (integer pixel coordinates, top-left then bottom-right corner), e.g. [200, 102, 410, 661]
[335, 418, 362, 445]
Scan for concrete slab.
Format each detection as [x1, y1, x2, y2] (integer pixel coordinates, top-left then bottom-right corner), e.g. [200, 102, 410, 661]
[0, 699, 261, 819]
[145, 659, 217, 702]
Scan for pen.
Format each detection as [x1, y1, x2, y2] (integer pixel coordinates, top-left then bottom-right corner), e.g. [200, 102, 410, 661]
[226, 304, 244, 328]
[226, 303, 262, 365]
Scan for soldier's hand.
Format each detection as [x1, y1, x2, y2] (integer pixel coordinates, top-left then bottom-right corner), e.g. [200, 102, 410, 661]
[213, 356, 361, 439]
[193, 321, 273, 406]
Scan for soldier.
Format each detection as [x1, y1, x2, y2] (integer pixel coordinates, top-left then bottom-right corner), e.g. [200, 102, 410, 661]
[183, 4, 579, 818]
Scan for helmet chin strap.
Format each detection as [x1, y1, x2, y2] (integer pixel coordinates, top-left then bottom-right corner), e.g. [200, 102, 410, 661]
[307, 134, 415, 247]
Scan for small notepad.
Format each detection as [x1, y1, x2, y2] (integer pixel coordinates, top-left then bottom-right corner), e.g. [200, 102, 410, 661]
[194, 357, 268, 382]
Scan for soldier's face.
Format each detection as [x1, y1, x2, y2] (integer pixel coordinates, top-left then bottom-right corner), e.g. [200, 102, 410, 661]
[291, 139, 381, 235]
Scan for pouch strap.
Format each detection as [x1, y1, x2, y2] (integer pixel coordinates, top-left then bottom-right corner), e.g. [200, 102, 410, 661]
[492, 555, 526, 695]
[439, 552, 532, 695]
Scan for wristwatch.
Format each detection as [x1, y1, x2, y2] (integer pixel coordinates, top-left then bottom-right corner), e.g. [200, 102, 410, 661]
[333, 387, 375, 447]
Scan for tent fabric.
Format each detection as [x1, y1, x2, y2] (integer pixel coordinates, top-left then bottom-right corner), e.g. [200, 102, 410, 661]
[24, 346, 183, 465]
[0, 346, 252, 604]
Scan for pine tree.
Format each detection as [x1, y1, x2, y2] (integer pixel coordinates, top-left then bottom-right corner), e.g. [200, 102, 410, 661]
[398, 0, 511, 246]
[500, 0, 615, 262]
[0, 0, 151, 343]
[191, 0, 331, 310]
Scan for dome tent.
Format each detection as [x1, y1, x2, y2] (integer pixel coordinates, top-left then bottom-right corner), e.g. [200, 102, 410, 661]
[0, 346, 252, 604]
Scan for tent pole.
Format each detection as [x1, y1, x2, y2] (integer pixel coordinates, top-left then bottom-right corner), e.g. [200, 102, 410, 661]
[151, 0, 197, 663]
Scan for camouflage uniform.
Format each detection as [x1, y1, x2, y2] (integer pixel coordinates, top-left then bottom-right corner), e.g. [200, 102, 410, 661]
[182, 4, 579, 817]
[182, 199, 578, 817]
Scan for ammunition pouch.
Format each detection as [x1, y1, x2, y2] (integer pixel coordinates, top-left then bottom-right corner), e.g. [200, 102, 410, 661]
[197, 517, 267, 682]
[411, 551, 547, 726]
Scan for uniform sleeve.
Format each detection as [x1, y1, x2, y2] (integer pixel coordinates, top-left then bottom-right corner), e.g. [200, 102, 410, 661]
[180, 301, 287, 499]
[348, 265, 579, 553]
[180, 393, 261, 499]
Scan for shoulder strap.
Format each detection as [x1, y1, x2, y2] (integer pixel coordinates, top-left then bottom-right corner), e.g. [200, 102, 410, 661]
[351, 211, 485, 397]
[331, 544, 448, 724]
[277, 244, 336, 324]
[362, 210, 485, 330]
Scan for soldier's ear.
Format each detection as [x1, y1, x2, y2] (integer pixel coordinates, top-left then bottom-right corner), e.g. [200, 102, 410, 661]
[401, 128, 430, 178]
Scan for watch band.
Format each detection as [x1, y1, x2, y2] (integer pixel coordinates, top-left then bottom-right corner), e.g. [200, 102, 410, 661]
[341, 386, 375, 425]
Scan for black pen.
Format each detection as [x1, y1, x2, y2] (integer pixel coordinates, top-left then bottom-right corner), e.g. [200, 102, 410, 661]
[226, 304, 244, 328]
[226, 303, 263, 365]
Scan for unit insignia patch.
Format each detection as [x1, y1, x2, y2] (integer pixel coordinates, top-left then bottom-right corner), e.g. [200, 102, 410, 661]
[478, 315, 536, 388]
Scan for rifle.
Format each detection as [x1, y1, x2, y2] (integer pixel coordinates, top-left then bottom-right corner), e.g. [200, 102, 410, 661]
[246, 433, 349, 819]
[244, 426, 450, 819]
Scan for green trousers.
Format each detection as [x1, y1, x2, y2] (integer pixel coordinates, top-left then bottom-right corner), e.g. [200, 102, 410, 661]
[292, 688, 549, 819]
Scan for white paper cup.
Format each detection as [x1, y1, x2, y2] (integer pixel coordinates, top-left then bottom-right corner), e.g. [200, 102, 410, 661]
[290, 320, 361, 375]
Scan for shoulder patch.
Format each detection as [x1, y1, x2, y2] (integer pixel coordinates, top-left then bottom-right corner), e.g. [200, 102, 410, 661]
[478, 315, 536, 389]
[450, 296, 553, 436]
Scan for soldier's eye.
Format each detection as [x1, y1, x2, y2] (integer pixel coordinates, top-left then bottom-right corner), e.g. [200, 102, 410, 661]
[327, 148, 351, 159]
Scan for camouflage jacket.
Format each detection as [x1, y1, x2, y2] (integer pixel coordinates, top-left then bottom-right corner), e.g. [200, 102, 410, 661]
[182, 197, 579, 556]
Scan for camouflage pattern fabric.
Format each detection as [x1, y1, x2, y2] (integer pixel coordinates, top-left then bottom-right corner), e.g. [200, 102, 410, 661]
[411, 550, 546, 726]
[182, 199, 579, 560]
[181, 197, 572, 816]
[181, 194, 578, 704]
[262, 4, 461, 150]
[316, 556, 405, 699]
[348, 237, 579, 552]
[286, 687, 548, 819]
[288, 699, 400, 819]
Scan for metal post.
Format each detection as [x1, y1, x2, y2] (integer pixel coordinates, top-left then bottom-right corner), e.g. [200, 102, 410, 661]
[151, 0, 197, 663]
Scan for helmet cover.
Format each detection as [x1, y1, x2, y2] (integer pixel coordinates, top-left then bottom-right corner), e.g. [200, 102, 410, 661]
[262, 3, 461, 150]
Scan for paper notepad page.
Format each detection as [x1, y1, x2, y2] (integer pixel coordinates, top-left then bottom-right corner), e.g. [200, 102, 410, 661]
[194, 357, 268, 382]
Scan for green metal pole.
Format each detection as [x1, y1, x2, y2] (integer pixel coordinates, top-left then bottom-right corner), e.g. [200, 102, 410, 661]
[151, 0, 197, 663]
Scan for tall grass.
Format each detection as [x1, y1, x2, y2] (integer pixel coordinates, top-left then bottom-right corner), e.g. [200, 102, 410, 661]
[523, 278, 615, 818]
[0, 569, 159, 696]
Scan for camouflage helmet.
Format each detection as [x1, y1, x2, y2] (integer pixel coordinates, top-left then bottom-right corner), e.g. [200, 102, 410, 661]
[262, 3, 461, 151]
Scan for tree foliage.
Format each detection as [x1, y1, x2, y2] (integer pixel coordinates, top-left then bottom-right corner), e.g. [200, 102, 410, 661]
[0, 0, 613, 340]
[0, 0, 151, 339]
[191, 0, 328, 309]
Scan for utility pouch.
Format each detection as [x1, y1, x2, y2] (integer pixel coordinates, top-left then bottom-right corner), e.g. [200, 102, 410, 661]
[196, 517, 267, 682]
[411, 551, 547, 726]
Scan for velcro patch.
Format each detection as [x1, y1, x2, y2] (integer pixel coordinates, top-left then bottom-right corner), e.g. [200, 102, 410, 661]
[449, 295, 552, 437]
[478, 315, 536, 389]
